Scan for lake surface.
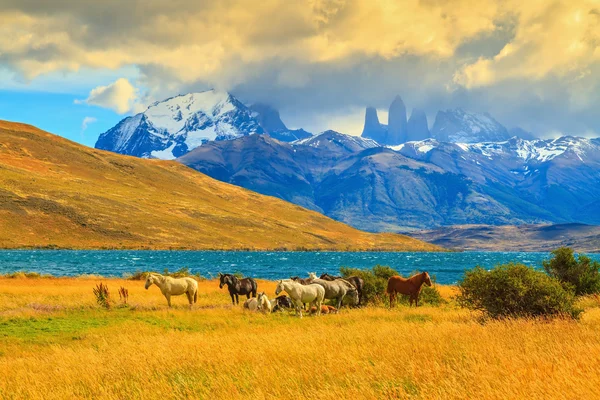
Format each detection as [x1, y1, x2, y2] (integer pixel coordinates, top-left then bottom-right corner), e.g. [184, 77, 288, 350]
[2, 250, 599, 284]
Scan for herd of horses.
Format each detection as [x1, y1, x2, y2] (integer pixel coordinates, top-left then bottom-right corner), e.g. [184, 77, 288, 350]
[144, 271, 433, 317]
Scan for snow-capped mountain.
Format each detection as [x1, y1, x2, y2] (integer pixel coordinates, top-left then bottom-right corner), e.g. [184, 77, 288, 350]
[95, 90, 264, 159]
[294, 130, 379, 153]
[431, 109, 511, 143]
[398, 136, 600, 165]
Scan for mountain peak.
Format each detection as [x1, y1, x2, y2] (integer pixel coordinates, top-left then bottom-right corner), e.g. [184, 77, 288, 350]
[407, 108, 430, 142]
[387, 95, 408, 145]
[95, 90, 263, 159]
[431, 108, 510, 143]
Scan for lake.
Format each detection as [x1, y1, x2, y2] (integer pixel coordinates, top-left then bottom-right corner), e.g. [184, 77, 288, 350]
[2, 250, 599, 284]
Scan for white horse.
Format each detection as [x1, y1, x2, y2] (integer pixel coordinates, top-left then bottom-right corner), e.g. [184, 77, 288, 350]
[144, 273, 198, 308]
[257, 292, 272, 313]
[275, 279, 325, 318]
[243, 297, 259, 310]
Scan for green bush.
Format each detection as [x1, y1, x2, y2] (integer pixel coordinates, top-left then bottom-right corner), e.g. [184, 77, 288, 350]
[340, 265, 394, 305]
[543, 247, 600, 296]
[458, 263, 581, 319]
[339, 265, 443, 306]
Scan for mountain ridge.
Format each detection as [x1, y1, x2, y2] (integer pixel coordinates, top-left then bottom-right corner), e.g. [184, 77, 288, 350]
[0, 119, 440, 251]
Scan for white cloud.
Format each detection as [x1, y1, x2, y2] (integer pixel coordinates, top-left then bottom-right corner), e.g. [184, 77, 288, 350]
[80, 116, 97, 133]
[76, 78, 138, 114]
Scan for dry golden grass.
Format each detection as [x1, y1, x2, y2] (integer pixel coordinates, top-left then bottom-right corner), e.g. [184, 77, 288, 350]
[1, 277, 600, 399]
[0, 120, 440, 252]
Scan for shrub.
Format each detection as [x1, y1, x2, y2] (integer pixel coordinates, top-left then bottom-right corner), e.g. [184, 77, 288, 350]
[118, 286, 129, 305]
[93, 282, 111, 309]
[340, 265, 397, 305]
[339, 265, 443, 306]
[543, 247, 600, 296]
[126, 267, 205, 281]
[458, 263, 581, 319]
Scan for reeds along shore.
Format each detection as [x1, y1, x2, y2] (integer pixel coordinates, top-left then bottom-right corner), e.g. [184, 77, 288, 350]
[1, 276, 600, 399]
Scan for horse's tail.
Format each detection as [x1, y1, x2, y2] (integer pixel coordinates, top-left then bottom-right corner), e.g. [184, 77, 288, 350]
[251, 278, 258, 297]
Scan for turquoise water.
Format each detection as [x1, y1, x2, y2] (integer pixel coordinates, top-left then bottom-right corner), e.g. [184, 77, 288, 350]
[2, 250, 599, 284]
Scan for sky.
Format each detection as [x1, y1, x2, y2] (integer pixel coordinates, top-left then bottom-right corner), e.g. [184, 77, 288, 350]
[1, 0, 600, 147]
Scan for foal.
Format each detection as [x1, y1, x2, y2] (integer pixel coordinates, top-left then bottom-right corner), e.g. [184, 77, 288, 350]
[386, 272, 432, 308]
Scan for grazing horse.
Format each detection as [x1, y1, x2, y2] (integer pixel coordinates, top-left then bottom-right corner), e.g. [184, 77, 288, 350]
[386, 272, 432, 308]
[144, 273, 198, 308]
[270, 295, 294, 312]
[219, 273, 257, 305]
[311, 278, 359, 309]
[257, 292, 272, 314]
[275, 279, 324, 318]
[319, 273, 365, 306]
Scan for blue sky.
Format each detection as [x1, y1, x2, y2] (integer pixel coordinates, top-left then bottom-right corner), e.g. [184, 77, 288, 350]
[0, 89, 123, 147]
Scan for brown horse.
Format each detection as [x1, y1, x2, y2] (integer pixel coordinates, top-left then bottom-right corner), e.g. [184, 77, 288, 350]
[386, 272, 432, 308]
[219, 273, 257, 305]
[310, 305, 338, 314]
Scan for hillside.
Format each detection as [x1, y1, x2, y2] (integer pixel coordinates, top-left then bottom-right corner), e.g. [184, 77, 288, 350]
[0, 120, 439, 251]
[411, 223, 600, 252]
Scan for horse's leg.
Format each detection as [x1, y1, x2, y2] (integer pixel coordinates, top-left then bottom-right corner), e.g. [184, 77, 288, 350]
[316, 298, 322, 316]
[165, 294, 171, 308]
[236, 293, 240, 305]
[389, 292, 395, 309]
[336, 295, 343, 310]
[186, 292, 193, 309]
[230, 292, 235, 305]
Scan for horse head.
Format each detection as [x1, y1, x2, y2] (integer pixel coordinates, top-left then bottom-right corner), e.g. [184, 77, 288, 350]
[423, 271, 432, 287]
[219, 273, 231, 289]
[308, 272, 317, 280]
[275, 280, 284, 295]
[144, 274, 154, 289]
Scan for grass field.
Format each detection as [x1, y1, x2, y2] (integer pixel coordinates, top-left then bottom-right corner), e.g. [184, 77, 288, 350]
[1, 277, 600, 399]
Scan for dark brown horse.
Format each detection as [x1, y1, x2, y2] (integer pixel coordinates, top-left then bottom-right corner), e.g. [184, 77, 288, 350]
[272, 295, 294, 312]
[386, 272, 432, 308]
[319, 273, 365, 306]
[218, 273, 257, 305]
[290, 276, 314, 285]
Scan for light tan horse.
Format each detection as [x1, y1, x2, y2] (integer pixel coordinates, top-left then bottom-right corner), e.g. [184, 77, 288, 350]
[257, 292, 272, 313]
[144, 273, 198, 308]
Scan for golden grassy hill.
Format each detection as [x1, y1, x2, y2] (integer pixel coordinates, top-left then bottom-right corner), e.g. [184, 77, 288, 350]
[0, 120, 441, 251]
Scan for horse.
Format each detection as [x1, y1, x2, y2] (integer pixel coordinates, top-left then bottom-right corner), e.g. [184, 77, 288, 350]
[218, 273, 257, 305]
[386, 272, 432, 308]
[320, 273, 365, 306]
[144, 273, 198, 308]
[243, 297, 259, 310]
[289, 273, 315, 285]
[311, 278, 359, 309]
[310, 305, 338, 315]
[257, 292, 272, 313]
[270, 295, 294, 312]
[275, 279, 324, 318]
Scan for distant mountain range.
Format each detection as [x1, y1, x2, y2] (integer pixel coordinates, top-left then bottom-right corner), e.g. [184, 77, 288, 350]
[411, 223, 600, 252]
[95, 91, 600, 232]
[1, 120, 436, 251]
[361, 96, 519, 145]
